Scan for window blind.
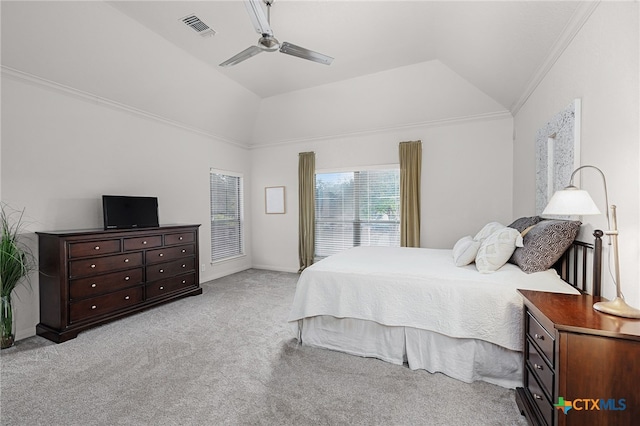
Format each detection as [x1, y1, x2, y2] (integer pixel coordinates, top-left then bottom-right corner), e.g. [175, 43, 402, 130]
[210, 170, 244, 262]
[315, 169, 400, 258]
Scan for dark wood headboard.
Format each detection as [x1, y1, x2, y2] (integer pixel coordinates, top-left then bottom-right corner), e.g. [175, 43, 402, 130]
[553, 230, 603, 296]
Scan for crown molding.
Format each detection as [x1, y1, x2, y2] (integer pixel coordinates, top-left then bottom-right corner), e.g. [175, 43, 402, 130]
[1, 65, 250, 149]
[510, 1, 600, 115]
[2, 65, 512, 151]
[249, 110, 513, 150]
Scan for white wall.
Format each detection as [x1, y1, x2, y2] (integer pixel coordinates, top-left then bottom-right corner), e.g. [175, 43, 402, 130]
[251, 117, 514, 272]
[0, 1, 259, 144]
[251, 60, 514, 272]
[0, 1, 260, 340]
[252, 60, 508, 145]
[513, 2, 640, 307]
[1, 76, 253, 340]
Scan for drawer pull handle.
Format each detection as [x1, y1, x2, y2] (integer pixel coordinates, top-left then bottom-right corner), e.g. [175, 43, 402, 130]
[179, 236, 183, 240]
[125, 296, 130, 300]
[534, 363, 543, 370]
[182, 280, 186, 284]
[124, 258, 130, 263]
[534, 333, 544, 340]
[182, 264, 186, 268]
[90, 264, 96, 269]
[159, 253, 164, 257]
[91, 305, 97, 310]
[125, 276, 130, 281]
[143, 241, 147, 245]
[181, 249, 186, 253]
[159, 286, 164, 290]
[94, 246, 100, 250]
[91, 283, 97, 288]
[533, 393, 542, 400]
[159, 269, 164, 273]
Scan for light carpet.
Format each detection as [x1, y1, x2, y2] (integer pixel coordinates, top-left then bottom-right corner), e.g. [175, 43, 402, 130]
[1, 269, 527, 425]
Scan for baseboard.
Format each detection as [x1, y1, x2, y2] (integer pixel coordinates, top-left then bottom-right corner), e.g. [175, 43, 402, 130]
[251, 264, 299, 274]
[16, 326, 37, 341]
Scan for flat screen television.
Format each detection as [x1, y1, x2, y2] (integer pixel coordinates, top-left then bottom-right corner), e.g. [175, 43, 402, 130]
[102, 195, 159, 230]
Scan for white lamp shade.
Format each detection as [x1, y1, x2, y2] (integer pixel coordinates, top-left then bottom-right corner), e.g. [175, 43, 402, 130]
[542, 187, 601, 216]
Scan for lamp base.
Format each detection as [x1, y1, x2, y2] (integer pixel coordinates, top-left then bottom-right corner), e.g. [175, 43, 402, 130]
[593, 297, 640, 319]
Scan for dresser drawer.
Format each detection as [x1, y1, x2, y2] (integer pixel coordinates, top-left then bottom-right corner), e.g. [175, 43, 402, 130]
[123, 235, 162, 251]
[146, 273, 197, 300]
[527, 312, 554, 366]
[146, 257, 195, 282]
[68, 239, 121, 258]
[525, 338, 554, 399]
[69, 252, 143, 278]
[164, 231, 195, 246]
[69, 268, 143, 300]
[526, 367, 553, 426]
[70, 286, 144, 323]
[146, 244, 195, 264]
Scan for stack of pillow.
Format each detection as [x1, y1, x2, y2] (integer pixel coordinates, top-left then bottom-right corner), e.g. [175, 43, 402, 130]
[452, 216, 581, 274]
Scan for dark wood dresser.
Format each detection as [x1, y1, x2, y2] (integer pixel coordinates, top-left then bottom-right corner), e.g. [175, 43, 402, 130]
[516, 290, 640, 426]
[36, 224, 202, 343]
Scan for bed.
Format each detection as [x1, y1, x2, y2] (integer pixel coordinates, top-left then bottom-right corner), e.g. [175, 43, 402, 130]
[287, 219, 603, 389]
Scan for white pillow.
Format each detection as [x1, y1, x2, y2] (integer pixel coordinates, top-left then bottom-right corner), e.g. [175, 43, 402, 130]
[475, 227, 523, 273]
[473, 222, 506, 242]
[452, 236, 481, 266]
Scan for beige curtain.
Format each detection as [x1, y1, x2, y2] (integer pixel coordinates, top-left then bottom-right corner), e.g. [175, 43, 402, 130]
[399, 141, 422, 247]
[298, 152, 316, 272]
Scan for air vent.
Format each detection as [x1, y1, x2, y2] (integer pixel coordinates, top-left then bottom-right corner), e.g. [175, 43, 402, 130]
[181, 14, 215, 37]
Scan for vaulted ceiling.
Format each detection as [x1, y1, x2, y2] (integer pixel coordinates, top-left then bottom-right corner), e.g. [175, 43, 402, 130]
[109, 1, 588, 112]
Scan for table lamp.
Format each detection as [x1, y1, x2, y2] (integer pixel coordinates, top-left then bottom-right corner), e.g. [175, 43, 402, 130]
[542, 165, 640, 318]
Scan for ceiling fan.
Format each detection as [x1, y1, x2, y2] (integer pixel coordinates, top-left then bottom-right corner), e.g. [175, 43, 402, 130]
[219, 0, 334, 67]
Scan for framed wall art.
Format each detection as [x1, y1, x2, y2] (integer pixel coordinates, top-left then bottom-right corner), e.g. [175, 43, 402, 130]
[535, 99, 581, 215]
[265, 186, 286, 214]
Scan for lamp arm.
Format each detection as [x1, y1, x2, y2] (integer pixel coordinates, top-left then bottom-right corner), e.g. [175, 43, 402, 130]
[569, 165, 623, 299]
[568, 165, 611, 231]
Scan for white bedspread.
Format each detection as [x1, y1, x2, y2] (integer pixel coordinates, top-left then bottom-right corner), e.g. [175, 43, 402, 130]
[288, 246, 579, 351]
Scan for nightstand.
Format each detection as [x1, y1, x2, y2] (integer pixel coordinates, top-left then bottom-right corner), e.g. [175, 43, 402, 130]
[515, 290, 640, 426]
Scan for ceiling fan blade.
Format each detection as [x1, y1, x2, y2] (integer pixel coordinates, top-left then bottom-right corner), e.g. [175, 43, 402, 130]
[244, 0, 273, 36]
[279, 42, 333, 65]
[219, 45, 263, 67]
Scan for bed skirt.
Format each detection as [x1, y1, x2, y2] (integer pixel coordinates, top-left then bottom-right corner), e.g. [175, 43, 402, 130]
[294, 315, 523, 389]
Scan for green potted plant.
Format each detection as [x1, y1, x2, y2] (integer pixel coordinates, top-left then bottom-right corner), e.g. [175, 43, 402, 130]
[1, 204, 35, 349]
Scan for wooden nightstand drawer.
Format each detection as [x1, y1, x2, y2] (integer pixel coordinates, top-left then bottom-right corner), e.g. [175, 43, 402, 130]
[69, 268, 143, 300]
[68, 239, 121, 258]
[145, 244, 195, 264]
[526, 367, 553, 426]
[527, 311, 554, 366]
[69, 252, 143, 278]
[525, 338, 553, 399]
[70, 286, 143, 323]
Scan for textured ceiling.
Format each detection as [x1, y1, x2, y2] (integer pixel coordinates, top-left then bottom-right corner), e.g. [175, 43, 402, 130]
[108, 1, 582, 110]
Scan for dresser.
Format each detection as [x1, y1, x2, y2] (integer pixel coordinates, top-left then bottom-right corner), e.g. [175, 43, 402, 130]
[36, 224, 202, 343]
[516, 290, 640, 426]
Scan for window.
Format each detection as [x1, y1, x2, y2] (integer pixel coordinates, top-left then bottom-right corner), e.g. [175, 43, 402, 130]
[315, 168, 400, 258]
[210, 170, 244, 262]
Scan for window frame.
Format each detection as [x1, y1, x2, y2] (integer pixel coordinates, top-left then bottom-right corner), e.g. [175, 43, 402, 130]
[209, 168, 245, 263]
[314, 164, 400, 259]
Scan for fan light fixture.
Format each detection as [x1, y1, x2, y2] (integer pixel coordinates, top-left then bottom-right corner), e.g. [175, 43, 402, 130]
[220, 0, 334, 67]
[542, 165, 640, 319]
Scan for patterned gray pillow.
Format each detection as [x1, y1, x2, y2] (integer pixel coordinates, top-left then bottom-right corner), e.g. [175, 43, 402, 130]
[510, 220, 581, 273]
[507, 216, 543, 233]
